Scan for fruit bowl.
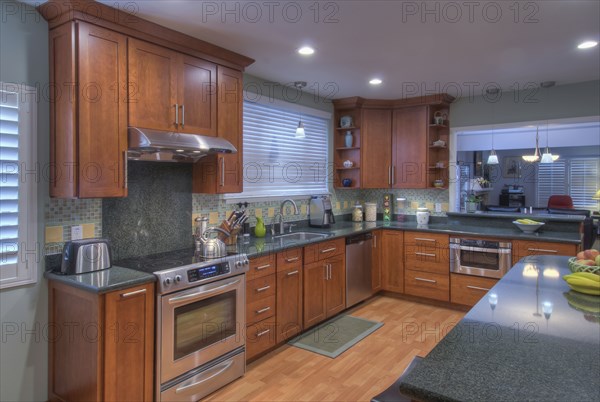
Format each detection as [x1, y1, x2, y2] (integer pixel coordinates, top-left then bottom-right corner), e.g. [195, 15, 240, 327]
[568, 257, 600, 274]
[512, 221, 545, 233]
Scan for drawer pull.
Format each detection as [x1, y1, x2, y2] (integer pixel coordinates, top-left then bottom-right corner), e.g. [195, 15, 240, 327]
[285, 257, 299, 263]
[255, 307, 271, 314]
[415, 252, 436, 257]
[120, 289, 146, 298]
[255, 264, 271, 271]
[256, 329, 270, 338]
[286, 270, 299, 276]
[415, 277, 437, 284]
[255, 285, 271, 292]
[320, 247, 336, 254]
[527, 248, 558, 253]
[466, 285, 491, 292]
[414, 237, 436, 242]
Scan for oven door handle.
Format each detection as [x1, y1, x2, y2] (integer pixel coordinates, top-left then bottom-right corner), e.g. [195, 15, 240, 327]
[167, 278, 241, 304]
[175, 359, 234, 394]
[453, 245, 511, 254]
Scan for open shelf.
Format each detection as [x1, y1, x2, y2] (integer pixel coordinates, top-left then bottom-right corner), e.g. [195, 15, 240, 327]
[335, 126, 359, 131]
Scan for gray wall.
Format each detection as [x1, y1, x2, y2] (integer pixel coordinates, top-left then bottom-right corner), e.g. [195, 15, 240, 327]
[451, 80, 600, 127]
[0, 2, 50, 401]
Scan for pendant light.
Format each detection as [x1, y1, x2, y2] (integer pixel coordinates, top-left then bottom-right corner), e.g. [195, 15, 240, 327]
[522, 127, 541, 163]
[487, 127, 499, 164]
[293, 81, 306, 138]
[540, 123, 559, 163]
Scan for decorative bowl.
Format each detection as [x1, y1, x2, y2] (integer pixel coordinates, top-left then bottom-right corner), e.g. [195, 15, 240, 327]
[343, 160, 354, 168]
[568, 257, 600, 274]
[512, 221, 545, 233]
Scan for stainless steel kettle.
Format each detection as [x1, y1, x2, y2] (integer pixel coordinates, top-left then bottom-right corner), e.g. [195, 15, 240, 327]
[200, 227, 229, 258]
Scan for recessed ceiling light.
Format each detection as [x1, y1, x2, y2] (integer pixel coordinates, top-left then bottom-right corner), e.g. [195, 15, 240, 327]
[298, 46, 315, 55]
[577, 41, 598, 49]
[369, 78, 383, 85]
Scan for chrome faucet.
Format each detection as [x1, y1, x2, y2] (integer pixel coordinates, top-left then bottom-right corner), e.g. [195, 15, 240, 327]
[276, 199, 300, 234]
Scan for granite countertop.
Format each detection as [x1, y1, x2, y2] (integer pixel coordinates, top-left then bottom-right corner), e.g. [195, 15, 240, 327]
[447, 211, 587, 222]
[44, 266, 156, 294]
[398, 255, 600, 402]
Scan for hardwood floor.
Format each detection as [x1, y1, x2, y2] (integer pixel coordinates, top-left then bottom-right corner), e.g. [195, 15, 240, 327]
[204, 295, 465, 402]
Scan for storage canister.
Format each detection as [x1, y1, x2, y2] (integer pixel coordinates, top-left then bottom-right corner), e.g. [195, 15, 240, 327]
[365, 202, 377, 222]
[416, 207, 430, 225]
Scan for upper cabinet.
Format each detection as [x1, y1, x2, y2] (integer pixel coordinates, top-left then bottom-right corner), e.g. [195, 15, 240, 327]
[332, 95, 454, 190]
[128, 39, 217, 136]
[40, 1, 254, 198]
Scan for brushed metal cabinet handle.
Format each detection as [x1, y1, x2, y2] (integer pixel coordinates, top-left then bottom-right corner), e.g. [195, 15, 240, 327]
[527, 248, 558, 253]
[255, 285, 271, 292]
[415, 252, 437, 257]
[255, 307, 271, 314]
[388, 166, 391, 186]
[286, 270, 299, 276]
[415, 277, 436, 284]
[181, 104, 185, 127]
[257, 329, 271, 337]
[466, 285, 491, 292]
[120, 289, 146, 298]
[285, 257, 299, 263]
[320, 247, 336, 254]
[414, 238, 436, 242]
[220, 157, 225, 187]
[255, 264, 271, 271]
[174, 103, 179, 126]
[373, 234, 377, 248]
[123, 151, 128, 189]
[392, 165, 395, 185]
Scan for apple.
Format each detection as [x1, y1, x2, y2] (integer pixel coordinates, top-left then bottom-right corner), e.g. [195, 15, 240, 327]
[596, 255, 600, 266]
[583, 249, 600, 260]
[577, 251, 586, 259]
[579, 259, 597, 267]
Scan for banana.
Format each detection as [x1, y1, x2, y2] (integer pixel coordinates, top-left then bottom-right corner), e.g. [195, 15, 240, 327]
[564, 276, 600, 290]
[568, 284, 600, 296]
[569, 272, 600, 282]
[564, 292, 600, 313]
[516, 218, 541, 225]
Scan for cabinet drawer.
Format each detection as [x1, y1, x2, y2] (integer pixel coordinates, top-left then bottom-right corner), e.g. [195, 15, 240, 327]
[245, 320, 277, 360]
[277, 247, 303, 272]
[404, 269, 449, 302]
[450, 274, 498, 306]
[246, 274, 276, 303]
[247, 254, 276, 280]
[304, 238, 345, 264]
[246, 295, 276, 325]
[404, 244, 449, 274]
[404, 232, 449, 248]
[514, 240, 577, 258]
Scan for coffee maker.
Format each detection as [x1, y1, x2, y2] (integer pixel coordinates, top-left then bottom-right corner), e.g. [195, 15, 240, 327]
[309, 195, 335, 228]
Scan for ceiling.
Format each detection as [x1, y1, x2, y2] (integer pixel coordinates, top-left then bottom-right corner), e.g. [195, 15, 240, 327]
[36, 1, 600, 99]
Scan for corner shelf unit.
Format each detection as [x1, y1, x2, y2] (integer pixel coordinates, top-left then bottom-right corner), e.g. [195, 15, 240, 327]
[426, 107, 450, 189]
[333, 109, 362, 189]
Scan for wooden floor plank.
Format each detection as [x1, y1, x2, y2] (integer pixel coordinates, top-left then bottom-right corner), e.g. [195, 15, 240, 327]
[204, 295, 465, 402]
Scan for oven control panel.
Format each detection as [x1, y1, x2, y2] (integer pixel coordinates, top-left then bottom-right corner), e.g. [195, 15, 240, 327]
[187, 262, 231, 283]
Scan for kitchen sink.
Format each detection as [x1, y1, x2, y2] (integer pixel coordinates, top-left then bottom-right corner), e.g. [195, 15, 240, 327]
[273, 232, 331, 242]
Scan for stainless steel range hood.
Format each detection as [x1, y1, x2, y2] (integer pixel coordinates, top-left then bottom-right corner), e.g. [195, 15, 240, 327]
[127, 127, 237, 162]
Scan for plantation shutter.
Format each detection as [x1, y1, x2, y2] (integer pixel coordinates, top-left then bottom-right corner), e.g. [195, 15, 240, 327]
[536, 161, 566, 207]
[569, 158, 600, 209]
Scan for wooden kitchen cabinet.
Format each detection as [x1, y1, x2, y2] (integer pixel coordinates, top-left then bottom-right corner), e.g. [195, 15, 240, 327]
[49, 281, 154, 401]
[404, 269, 449, 302]
[404, 231, 450, 301]
[371, 230, 382, 293]
[512, 240, 578, 265]
[246, 254, 277, 360]
[303, 242, 346, 328]
[333, 104, 362, 189]
[276, 248, 303, 343]
[128, 38, 217, 136]
[193, 66, 244, 193]
[381, 230, 404, 293]
[392, 106, 428, 189]
[451, 274, 498, 306]
[49, 21, 128, 198]
[361, 109, 392, 188]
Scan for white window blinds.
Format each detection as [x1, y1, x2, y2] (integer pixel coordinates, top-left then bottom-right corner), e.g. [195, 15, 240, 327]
[1, 84, 37, 289]
[536, 161, 566, 207]
[570, 158, 600, 209]
[240, 100, 329, 198]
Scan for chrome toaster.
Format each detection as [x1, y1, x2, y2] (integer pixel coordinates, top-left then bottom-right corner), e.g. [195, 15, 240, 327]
[59, 238, 112, 275]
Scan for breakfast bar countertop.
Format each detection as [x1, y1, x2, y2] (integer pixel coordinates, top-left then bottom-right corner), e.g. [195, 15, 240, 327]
[397, 255, 600, 402]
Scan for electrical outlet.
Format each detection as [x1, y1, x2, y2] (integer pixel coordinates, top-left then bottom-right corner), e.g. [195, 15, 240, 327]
[71, 225, 83, 240]
[435, 203, 442, 213]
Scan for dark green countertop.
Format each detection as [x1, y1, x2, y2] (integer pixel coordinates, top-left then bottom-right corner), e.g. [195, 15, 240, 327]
[44, 266, 156, 294]
[398, 255, 600, 402]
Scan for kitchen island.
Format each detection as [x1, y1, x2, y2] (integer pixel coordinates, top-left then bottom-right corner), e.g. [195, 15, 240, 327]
[398, 255, 600, 402]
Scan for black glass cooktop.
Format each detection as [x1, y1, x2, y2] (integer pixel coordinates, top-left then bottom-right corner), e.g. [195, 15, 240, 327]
[114, 248, 239, 274]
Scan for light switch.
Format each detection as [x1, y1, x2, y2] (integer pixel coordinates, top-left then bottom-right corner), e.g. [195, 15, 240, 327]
[71, 225, 83, 240]
[435, 203, 442, 213]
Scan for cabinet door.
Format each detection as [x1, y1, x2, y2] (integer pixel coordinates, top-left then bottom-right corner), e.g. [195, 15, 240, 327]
[361, 109, 392, 188]
[325, 255, 346, 318]
[128, 38, 178, 131]
[77, 22, 128, 198]
[381, 230, 404, 293]
[277, 267, 303, 343]
[512, 240, 578, 265]
[178, 55, 217, 136]
[103, 283, 154, 401]
[303, 261, 327, 328]
[392, 107, 428, 188]
[372, 230, 382, 292]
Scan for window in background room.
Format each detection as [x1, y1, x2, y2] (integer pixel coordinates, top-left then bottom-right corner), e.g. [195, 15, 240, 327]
[0, 83, 38, 289]
[235, 98, 330, 199]
[537, 158, 600, 210]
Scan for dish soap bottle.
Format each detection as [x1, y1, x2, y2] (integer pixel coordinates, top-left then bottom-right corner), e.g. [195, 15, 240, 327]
[254, 217, 266, 238]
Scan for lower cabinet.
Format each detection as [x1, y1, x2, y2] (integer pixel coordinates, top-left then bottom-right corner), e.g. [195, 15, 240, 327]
[246, 256, 277, 360]
[371, 229, 382, 292]
[450, 274, 498, 306]
[404, 270, 449, 302]
[48, 281, 154, 401]
[381, 230, 404, 293]
[404, 231, 450, 302]
[276, 248, 304, 343]
[512, 240, 578, 266]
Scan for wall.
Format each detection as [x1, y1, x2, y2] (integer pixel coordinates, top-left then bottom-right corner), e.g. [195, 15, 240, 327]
[0, 2, 49, 401]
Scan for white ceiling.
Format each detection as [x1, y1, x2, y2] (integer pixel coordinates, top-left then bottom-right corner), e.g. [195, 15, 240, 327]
[37, 1, 600, 99]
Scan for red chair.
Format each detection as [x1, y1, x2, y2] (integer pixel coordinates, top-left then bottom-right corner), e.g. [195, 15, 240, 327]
[547, 195, 574, 209]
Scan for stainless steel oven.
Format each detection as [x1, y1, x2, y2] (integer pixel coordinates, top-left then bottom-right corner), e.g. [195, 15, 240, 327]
[450, 238, 512, 279]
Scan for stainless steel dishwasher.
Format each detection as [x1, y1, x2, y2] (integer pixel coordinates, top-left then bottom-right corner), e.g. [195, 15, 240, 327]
[346, 232, 373, 308]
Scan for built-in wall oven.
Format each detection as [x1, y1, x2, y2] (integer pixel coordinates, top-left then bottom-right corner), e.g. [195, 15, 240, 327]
[117, 250, 249, 401]
[450, 238, 512, 279]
